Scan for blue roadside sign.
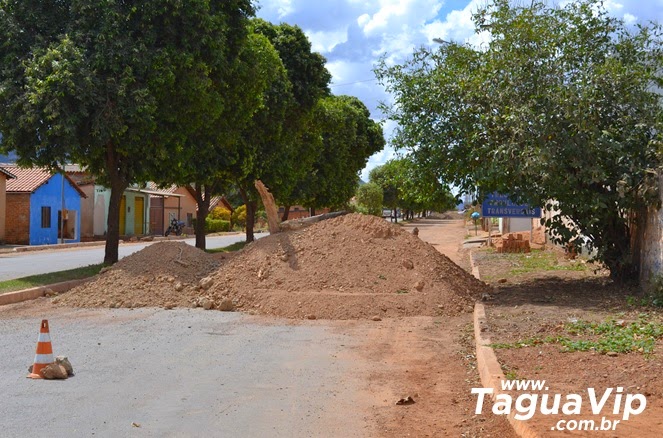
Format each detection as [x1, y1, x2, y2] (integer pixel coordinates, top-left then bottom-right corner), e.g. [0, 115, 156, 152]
[481, 193, 541, 218]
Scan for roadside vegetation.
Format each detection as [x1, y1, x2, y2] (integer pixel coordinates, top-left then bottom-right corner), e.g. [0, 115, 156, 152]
[506, 251, 589, 276]
[491, 316, 663, 357]
[0, 264, 104, 295]
[205, 241, 248, 254]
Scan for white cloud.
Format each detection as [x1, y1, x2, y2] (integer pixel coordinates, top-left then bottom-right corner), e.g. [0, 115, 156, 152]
[257, 0, 294, 19]
[306, 28, 349, 53]
[423, 0, 485, 45]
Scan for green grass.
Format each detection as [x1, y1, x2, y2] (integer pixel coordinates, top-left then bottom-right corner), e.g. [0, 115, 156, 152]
[491, 316, 663, 357]
[205, 241, 247, 254]
[0, 264, 104, 295]
[505, 250, 589, 275]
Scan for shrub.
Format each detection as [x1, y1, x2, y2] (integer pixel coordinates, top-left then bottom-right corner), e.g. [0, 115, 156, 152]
[204, 218, 230, 233]
[232, 205, 247, 228]
[209, 206, 231, 221]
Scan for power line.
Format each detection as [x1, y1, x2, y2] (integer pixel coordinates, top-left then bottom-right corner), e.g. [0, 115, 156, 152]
[330, 78, 378, 88]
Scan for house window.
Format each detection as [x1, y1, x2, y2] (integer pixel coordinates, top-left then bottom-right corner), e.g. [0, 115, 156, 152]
[41, 207, 51, 228]
[186, 213, 193, 227]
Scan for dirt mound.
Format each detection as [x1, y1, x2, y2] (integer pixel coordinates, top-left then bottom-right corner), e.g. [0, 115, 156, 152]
[205, 214, 486, 319]
[56, 214, 487, 319]
[56, 242, 220, 309]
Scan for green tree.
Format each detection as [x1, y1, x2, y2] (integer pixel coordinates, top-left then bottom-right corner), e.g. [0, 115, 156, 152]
[158, 30, 285, 250]
[231, 20, 331, 241]
[376, 0, 662, 281]
[370, 158, 456, 220]
[301, 95, 386, 214]
[0, 0, 255, 263]
[355, 182, 384, 216]
[369, 161, 400, 219]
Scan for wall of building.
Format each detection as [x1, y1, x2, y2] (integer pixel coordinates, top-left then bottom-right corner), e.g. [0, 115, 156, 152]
[79, 184, 95, 238]
[0, 175, 6, 242]
[499, 217, 532, 234]
[166, 187, 197, 226]
[93, 186, 150, 236]
[4, 193, 30, 244]
[93, 185, 108, 236]
[29, 174, 81, 245]
[151, 189, 196, 235]
[123, 191, 148, 236]
[640, 172, 663, 289]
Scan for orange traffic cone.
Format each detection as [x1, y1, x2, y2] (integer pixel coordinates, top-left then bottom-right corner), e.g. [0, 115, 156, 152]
[27, 320, 55, 379]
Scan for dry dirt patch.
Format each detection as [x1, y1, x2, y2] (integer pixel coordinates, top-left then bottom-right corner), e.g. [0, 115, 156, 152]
[476, 247, 663, 436]
[56, 241, 221, 309]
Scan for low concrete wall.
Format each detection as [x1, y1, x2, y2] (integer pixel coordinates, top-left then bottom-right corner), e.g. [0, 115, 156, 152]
[0, 279, 89, 306]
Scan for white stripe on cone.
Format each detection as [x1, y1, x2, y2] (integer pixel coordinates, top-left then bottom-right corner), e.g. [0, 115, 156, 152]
[33, 353, 54, 364]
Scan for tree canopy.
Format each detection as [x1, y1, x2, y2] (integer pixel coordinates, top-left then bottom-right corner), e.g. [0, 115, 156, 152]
[160, 30, 285, 250]
[370, 158, 457, 218]
[355, 182, 384, 217]
[300, 95, 386, 211]
[228, 20, 330, 242]
[376, 0, 663, 281]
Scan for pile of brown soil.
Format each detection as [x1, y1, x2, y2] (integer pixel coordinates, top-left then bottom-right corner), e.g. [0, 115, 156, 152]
[57, 214, 487, 319]
[206, 214, 486, 319]
[56, 242, 220, 309]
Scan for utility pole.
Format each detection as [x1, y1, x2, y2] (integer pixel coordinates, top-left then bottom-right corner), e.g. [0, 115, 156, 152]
[60, 164, 65, 244]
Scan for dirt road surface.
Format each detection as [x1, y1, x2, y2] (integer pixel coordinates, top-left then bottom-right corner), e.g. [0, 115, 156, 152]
[0, 216, 515, 437]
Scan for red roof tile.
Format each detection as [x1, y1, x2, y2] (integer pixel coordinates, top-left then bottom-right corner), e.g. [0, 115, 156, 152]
[0, 166, 16, 179]
[4, 165, 86, 197]
[145, 182, 179, 194]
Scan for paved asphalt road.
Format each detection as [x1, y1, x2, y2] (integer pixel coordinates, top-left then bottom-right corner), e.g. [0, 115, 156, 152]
[0, 307, 369, 437]
[0, 234, 264, 282]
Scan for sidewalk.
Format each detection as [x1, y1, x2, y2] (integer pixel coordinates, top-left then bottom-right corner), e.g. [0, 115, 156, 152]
[0, 231, 244, 255]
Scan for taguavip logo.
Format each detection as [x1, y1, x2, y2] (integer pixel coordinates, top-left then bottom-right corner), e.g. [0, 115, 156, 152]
[472, 380, 647, 432]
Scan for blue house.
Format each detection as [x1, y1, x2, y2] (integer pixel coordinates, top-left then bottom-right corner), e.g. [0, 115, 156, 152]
[4, 166, 86, 245]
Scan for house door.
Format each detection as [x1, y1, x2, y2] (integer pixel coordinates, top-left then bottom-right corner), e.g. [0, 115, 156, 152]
[119, 195, 126, 235]
[134, 197, 144, 235]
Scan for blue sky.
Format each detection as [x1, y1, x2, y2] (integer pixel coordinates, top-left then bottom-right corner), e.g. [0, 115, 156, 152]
[256, 0, 663, 180]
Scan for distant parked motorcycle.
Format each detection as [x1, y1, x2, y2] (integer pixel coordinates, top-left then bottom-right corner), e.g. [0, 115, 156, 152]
[165, 218, 185, 236]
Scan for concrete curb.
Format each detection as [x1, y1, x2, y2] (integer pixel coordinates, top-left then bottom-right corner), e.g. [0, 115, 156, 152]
[3, 232, 245, 254]
[469, 250, 539, 438]
[0, 279, 89, 307]
[469, 251, 481, 280]
[14, 241, 109, 252]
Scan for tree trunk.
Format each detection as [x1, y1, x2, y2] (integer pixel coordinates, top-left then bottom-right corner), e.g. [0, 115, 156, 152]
[245, 200, 256, 242]
[310, 207, 316, 217]
[254, 180, 280, 234]
[281, 205, 290, 222]
[393, 208, 398, 223]
[192, 183, 211, 251]
[104, 143, 128, 265]
[238, 186, 255, 242]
